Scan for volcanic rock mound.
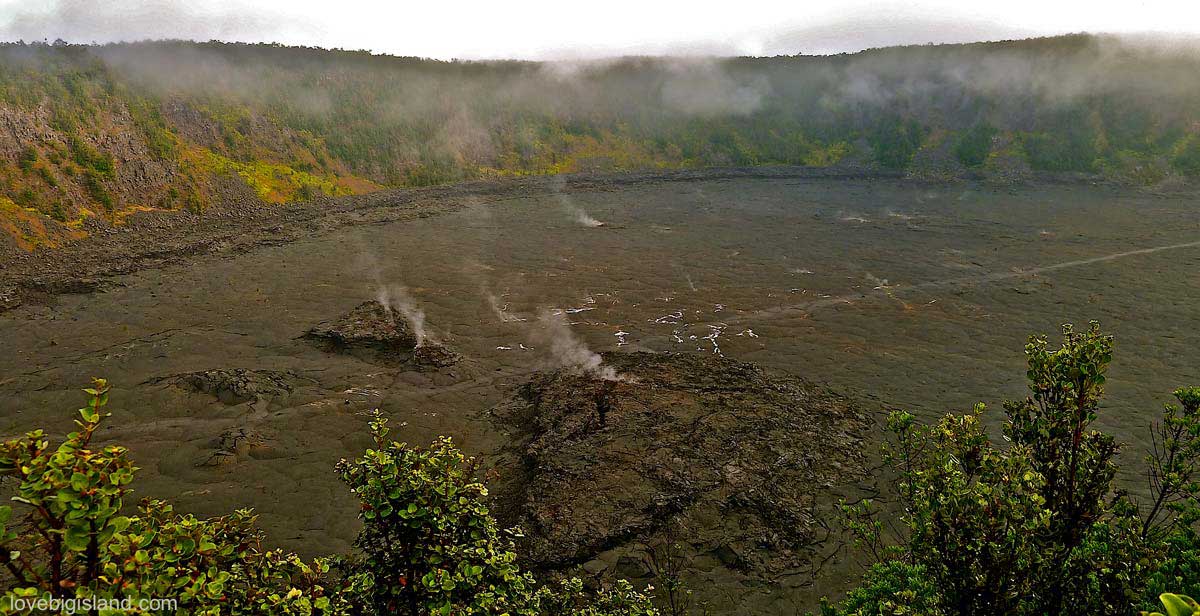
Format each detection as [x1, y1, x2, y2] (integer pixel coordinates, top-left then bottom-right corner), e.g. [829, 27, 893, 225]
[493, 351, 869, 579]
[303, 300, 460, 370]
[412, 343, 463, 368]
[152, 369, 306, 404]
[306, 300, 419, 349]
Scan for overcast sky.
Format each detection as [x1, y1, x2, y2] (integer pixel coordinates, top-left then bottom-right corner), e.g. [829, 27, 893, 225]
[0, 0, 1198, 59]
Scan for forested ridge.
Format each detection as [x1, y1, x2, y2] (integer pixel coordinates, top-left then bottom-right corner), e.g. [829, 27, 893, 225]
[1, 33, 1199, 249]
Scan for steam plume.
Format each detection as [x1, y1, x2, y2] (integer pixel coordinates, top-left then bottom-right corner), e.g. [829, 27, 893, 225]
[558, 193, 604, 227]
[529, 309, 619, 381]
[376, 283, 430, 346]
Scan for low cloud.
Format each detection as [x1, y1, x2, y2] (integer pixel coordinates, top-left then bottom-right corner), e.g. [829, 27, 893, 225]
[0, 0, 319, 45]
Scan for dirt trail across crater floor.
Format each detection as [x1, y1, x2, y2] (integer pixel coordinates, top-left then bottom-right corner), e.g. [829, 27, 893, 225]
[2, 172, 1200, 614]
[735, 237, 1200, 324]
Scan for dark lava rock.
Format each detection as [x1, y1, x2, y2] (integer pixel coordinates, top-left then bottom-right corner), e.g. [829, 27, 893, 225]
[197, 427, 274, 468]
[304, 300, 460, 370]
[0, 286, 20, 312]
[492, 351, 869, 579]
[0, 278, 123, 313]
[412, 343, 463, 368]
[152, 369, 305, 404]
[305, 300, 420, 350]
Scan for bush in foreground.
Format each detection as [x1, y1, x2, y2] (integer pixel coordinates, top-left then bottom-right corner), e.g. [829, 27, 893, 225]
[821, 322, 1200, 616]
[0, 382, 656, 615]
[3, 324, 1196, 615]
[1145, 593, 1200, 616]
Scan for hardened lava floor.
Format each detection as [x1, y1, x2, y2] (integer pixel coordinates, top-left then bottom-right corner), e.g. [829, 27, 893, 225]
[2, 176, 1198, 613]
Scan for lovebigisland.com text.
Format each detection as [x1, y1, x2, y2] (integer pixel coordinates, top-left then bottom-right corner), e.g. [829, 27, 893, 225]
[5, 595, 179, 613]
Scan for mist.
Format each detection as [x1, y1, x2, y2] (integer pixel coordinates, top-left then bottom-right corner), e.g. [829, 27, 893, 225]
[0, 0, 318, 48]
[2, 31, 1199, 218]
[376, 283, 430, 346]
[529, 309, 620, 381]
[7, 1, 1200, 60]
[53, 33, 1195, 178]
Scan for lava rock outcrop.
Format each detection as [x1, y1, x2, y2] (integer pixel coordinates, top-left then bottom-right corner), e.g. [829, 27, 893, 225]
[305, 300, 419, 350]
[303, 300, 460, 369]
[151, 369, 306, 404]
[492, 351, 869, 579]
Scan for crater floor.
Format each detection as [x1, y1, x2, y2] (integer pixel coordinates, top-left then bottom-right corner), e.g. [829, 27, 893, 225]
[2, 176, 1198, 613]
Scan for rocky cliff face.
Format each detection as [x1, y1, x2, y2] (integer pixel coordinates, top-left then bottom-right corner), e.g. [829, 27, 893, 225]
[0, 101, 184, 250]
[0, 97, 367, 253]
[0, 105, 57, 159]
[0, 47, 369, 254]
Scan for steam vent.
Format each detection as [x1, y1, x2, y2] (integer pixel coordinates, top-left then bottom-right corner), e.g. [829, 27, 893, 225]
[492, 351, 869, 582]
[303, 300, 461, 369]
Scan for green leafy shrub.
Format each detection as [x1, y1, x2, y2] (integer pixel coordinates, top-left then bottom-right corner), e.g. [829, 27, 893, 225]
[335, 414, 538, 615]
[1138, 388, 1200, 609]
[83, 169, 115, 211]
[36, 166, 58, 188]
[817, 561, 944, 616]
[1022, 131, 1098, 172]
[335, 412, 658, 616]
[17, 147, 37, 173]
[869, 116, 926, 170]
[1143, 528, 1200, 611]
[954, 122, 997, 168]
[822, 323, 1200, 616]
[1171, 135, 1200, 177]
[68, 136, 115, 179]
[1143, 593, 1200, 616]
[1097, 149, 1169, 185]
[0, 383, 657, 616]
[12, 188, 37, 208]
[530, 578, 661, 616]
[0, 379, 348, 615]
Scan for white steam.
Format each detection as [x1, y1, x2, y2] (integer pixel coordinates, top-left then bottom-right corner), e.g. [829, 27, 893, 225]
[530, 309, 620, 381]
[568, 203, 604, 227]
[376, 283, 430, 346]
[659, 60, 768, 117]
[557, 193, 604, 227]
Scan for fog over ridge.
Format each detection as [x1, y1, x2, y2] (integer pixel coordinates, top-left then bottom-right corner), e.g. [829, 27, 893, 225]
[3, 0, 1200, 60]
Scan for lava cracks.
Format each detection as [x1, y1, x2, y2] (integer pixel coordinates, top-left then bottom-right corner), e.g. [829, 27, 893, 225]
[148, 368, 310, 405]
[492, 351, 870, 580]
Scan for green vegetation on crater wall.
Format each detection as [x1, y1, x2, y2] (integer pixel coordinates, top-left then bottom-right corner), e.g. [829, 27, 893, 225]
[2, 34, 1200, 248]
[185, 146, 354, 204]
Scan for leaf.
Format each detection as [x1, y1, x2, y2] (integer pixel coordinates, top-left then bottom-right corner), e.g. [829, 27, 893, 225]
[108, 516, 130, 533]
[1161, 594, 1200, 616]
[64, 526, 91, 552]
